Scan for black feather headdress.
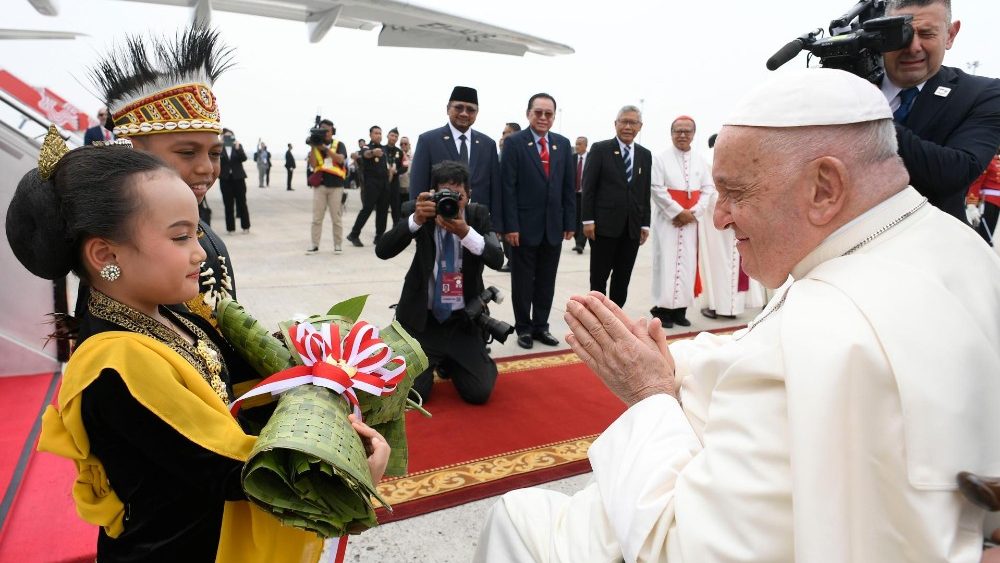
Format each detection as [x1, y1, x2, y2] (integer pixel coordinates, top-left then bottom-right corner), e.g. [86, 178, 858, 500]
[89, 25, 234, 137]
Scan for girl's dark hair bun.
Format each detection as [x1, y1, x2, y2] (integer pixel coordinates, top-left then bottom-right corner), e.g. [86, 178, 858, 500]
[6, 168, 74, 280]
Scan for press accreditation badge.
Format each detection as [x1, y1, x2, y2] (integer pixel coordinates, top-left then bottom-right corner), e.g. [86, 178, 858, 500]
[440, 272, 464, 304]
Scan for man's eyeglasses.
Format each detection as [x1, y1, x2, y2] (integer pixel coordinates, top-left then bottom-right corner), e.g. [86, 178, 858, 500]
[450, 103, 479, 115]
[672, 129, 694, 136]
[531, 110, 555, 119]
[617, 119, 641, 127]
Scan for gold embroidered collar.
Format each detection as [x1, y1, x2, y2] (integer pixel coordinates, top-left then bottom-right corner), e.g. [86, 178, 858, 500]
[88, 289, 231, 403]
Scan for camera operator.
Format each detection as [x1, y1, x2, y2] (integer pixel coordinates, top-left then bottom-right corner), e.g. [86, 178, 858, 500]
[306, 118, 349, 254]
[882, 0, 1000, 224]
[375, 160, 505, 405]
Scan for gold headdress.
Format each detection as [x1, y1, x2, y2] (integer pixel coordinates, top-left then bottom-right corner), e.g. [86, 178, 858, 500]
[89, 26, 233, 140]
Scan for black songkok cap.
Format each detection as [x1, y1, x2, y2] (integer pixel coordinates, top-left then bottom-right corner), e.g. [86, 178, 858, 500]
[450, 86, 478, 105]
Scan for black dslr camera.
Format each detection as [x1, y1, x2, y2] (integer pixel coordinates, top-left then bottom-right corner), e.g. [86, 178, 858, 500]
[766, 0, 913, 83]
[432, 189, 461, 220]
[465, 286, 515, 344]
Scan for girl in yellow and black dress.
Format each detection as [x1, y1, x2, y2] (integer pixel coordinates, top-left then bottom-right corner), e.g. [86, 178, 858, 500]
[6, 140, 389, 562]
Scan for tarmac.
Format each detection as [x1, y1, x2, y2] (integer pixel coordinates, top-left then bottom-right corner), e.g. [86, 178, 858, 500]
[211, 173, 764, 562]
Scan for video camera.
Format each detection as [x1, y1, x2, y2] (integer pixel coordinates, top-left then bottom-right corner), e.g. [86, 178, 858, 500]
[307, 115, 332, 147]
[766, 0, 913, 83]
[432, 189, 462, 220]
[465, 286, 515, 344]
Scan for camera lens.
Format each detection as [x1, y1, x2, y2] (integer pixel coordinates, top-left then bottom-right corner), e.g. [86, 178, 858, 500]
[437, 197, 459, 219]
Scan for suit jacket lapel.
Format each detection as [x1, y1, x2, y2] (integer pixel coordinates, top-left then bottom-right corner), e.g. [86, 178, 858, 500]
[906, 66, 957, 132]
[526, 133, 547, 179]
[440, 125, 460, 161]
[610, 141, 629, 184]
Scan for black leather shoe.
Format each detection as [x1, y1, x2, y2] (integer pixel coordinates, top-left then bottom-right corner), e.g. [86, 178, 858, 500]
[517, 334, 533, 349]
[573, 246, 583, 254]
[700, 307, 718, 319]
[532, 331, 559, 346]
[650, 307, 673, 328]
[500, 263, 512, 272]
[347, 234, 364, 247]
[674, 316, 692, 327]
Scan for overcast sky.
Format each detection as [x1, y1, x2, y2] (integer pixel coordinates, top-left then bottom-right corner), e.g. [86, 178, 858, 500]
[2, 0, 998, 158]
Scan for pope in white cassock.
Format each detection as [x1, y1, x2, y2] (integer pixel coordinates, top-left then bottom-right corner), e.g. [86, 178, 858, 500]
[649, 116, 714, 328]
[697, 134, 766, 319]
[474, 68, 1000, 563]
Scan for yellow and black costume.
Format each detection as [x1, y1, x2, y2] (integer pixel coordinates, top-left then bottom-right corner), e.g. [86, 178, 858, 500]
[39, 290, 322, 562]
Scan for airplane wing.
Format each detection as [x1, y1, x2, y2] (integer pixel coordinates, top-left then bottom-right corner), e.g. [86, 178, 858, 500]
[111, 0, 574, 56]
[0, 29, 85, 40]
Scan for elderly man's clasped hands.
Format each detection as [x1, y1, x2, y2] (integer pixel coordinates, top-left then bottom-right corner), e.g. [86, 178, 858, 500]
[564, 291, 677, 407]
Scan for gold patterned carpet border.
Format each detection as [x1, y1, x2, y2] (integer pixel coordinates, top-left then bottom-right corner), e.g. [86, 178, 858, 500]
[375, 435, 598, 507]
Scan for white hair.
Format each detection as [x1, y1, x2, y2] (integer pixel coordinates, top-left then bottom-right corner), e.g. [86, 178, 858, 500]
[617, 105, 642, 122]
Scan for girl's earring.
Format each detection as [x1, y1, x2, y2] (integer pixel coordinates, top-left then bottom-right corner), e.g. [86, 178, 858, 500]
[99, 264, 121, 282]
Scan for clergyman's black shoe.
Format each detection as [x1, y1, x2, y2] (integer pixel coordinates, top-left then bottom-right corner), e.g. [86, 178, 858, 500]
[701, 307, 718, 319]
[517, 334, 533, 349]
[531, 331, 559, 346]
[674, 316, 692, 327]
[650, 307, 673, 328]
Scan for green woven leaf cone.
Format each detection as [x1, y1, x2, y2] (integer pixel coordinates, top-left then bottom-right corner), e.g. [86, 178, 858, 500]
[216, 297, 295, 377]
[242, 385, 388, 537]
[373, 417, 408, 477]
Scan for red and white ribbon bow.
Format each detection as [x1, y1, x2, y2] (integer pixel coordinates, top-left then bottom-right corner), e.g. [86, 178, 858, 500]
[229, 320, 407, 417]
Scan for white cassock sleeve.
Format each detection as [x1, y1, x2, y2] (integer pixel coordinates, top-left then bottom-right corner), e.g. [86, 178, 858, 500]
[650, 154, 684, 219]
[587, 395, 702, 563]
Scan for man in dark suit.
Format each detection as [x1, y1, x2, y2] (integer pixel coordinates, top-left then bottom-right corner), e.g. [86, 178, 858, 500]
[347, 126, 390, 246]
[501, 93, 576, 349]
[409, 86, 502, 232]
[376, 161, 504, 404]
[572, 136, 589, 253]
[284, 143, 296, 191]
[219, 128, 250, 233]
[581, 106, 652, 307]
[883, 0, 1000, 224]
[82, 107, 112, 145]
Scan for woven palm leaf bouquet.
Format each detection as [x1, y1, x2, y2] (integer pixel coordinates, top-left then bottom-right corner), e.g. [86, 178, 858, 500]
[216, 295, 428, 537]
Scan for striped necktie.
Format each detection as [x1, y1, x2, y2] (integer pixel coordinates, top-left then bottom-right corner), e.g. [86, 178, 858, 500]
[623, 145, 633, 183]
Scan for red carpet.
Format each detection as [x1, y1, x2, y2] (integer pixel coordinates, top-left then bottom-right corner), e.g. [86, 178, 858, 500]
[375, 349, 626, 523]
[0, 372, 95, 563]
[0, 373, 54, 496]
[374, 326, 743, 523]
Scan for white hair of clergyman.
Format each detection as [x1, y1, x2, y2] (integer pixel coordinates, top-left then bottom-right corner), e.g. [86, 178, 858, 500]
[758, 119, 900, 173]
[617, 105, 642, 122]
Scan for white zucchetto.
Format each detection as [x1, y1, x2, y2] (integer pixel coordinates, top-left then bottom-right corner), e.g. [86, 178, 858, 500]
[724, 68, 893, 127]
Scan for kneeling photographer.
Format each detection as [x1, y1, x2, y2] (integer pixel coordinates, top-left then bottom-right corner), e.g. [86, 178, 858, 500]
[376, 160, 506, 405]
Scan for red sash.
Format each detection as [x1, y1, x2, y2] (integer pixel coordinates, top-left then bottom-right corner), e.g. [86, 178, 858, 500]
[667, 188, 700, 209]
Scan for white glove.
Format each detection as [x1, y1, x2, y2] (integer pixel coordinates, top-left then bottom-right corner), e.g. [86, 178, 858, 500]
[966, 204, 983, 227]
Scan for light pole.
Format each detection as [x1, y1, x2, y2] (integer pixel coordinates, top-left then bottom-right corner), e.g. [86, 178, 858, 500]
[638, 98, 645, 143]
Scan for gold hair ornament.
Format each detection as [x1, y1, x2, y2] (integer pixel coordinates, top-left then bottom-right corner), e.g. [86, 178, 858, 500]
[38, 125, 70, 180]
